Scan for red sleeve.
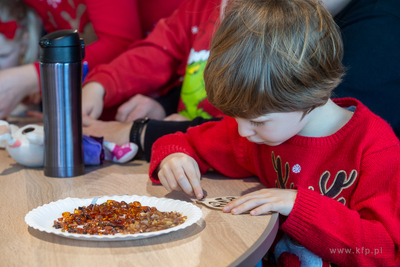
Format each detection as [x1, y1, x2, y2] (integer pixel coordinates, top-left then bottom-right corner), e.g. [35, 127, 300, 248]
[137, 0, 185, 36]
[83, 0, 196, 108]
[83, 0, 143, 69]
[149, 117, 254, 183]
[282, 146, 400, 266]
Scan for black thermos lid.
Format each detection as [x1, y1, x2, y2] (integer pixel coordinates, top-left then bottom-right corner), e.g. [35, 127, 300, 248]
[39, 29, 85, 63]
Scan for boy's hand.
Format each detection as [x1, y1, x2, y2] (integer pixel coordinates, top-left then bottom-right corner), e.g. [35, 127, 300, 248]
[222, 188, 297, 216]
[82, 82, 105, 119]
[82, 115, 132, 146]
[157, 153, 203, 199]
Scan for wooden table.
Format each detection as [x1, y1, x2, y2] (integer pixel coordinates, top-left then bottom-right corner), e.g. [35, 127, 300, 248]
[0, 148, 278, 267]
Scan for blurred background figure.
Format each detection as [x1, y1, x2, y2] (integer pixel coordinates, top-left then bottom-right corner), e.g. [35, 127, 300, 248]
[0, 0, 39, 70]
[0, 0, 41, 117]
[0, 0, 184, 120]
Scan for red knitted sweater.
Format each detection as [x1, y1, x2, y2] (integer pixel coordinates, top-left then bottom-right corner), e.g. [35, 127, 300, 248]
[149, 98, 400, 266]
[84, 0, 222, 113]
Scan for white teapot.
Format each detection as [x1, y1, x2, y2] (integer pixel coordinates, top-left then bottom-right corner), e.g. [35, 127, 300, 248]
[0, 120, 44, 167]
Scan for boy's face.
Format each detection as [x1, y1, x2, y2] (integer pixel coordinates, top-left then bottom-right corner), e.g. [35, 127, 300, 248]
[235, 111, 310, 146]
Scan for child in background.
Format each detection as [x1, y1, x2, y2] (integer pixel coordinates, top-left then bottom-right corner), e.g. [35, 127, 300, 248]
[0, 0, 39, 70]
[149, 0, 400, 266]
[0, 0, 42, 115]
[0, 0, 185, 119]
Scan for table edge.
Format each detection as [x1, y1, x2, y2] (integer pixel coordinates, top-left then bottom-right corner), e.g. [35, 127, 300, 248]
[228, 212, 279, 267]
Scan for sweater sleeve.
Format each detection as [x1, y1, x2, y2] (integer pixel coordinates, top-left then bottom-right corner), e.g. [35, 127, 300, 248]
[83, 0, 143, 69]
[149, 117, 254, 183]
[84, 0, 195, 108]
[281, 145, 400, 266]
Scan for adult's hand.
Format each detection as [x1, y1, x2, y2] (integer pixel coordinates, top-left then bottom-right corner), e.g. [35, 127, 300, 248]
[115, 94, 166, 122]
[0, 64, 39, 119]
[82, 115, 132, 146]
[81, 82, 105, 119]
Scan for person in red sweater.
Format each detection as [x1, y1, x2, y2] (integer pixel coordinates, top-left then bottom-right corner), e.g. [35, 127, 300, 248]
[0, 0, 184, 119]
[81, 0, 227, 159]
[149, 0, 400, 266]
[0, 0, 40, 70]
[0, 0, 42, 115]
[82, 0, 227, 121]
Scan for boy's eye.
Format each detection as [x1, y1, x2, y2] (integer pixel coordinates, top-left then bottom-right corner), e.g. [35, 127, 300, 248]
[250, 121, 265, 126]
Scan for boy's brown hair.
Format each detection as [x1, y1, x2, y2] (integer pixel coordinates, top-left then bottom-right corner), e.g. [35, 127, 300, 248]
[204, 0, 344, 118]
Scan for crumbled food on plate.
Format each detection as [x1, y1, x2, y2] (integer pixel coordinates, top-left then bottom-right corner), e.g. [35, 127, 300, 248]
[53, 200, 187, 235]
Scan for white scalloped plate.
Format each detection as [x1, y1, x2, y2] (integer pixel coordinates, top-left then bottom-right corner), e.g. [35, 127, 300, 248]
[25, 195, 203, 241]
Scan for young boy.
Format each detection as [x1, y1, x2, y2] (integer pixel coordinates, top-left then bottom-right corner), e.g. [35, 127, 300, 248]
[149, 0, 400, 266]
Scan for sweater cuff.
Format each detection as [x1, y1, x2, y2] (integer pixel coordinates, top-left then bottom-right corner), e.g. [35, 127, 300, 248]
[281, 186, 320, 240]
[148, 133, 193, 184]
[148, 146, 185, 184]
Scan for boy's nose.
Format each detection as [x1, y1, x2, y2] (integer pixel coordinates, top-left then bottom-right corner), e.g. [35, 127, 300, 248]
[237, 122, 255, 138]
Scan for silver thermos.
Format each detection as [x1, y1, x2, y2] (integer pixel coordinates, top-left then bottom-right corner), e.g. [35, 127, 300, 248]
[39, 30, 85, 177]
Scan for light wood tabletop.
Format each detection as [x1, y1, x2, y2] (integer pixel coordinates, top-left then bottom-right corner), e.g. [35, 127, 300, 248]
[0, 147, 278, 267]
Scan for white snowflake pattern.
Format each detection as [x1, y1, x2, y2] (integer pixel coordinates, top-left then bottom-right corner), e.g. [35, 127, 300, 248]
[42, 0, 62, 9]
[292, 164, 301, 173]
[191, 26, 199, 34]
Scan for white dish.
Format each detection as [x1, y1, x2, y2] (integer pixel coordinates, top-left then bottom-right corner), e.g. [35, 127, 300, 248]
[25, 195, 203, 241]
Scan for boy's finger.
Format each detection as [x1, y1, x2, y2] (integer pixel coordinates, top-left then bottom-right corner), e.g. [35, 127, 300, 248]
[158, 172, 172, 192]
[250, 202, 278, 216]
[171, 167, 194, 196]
[183, 164, 203, 199]
[231, 198, 274, 215]
[161, 166, 182, 191]
[222, 195, 249, 212]
[236, 198, 266, 214]
[222, 194, 262, 213]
